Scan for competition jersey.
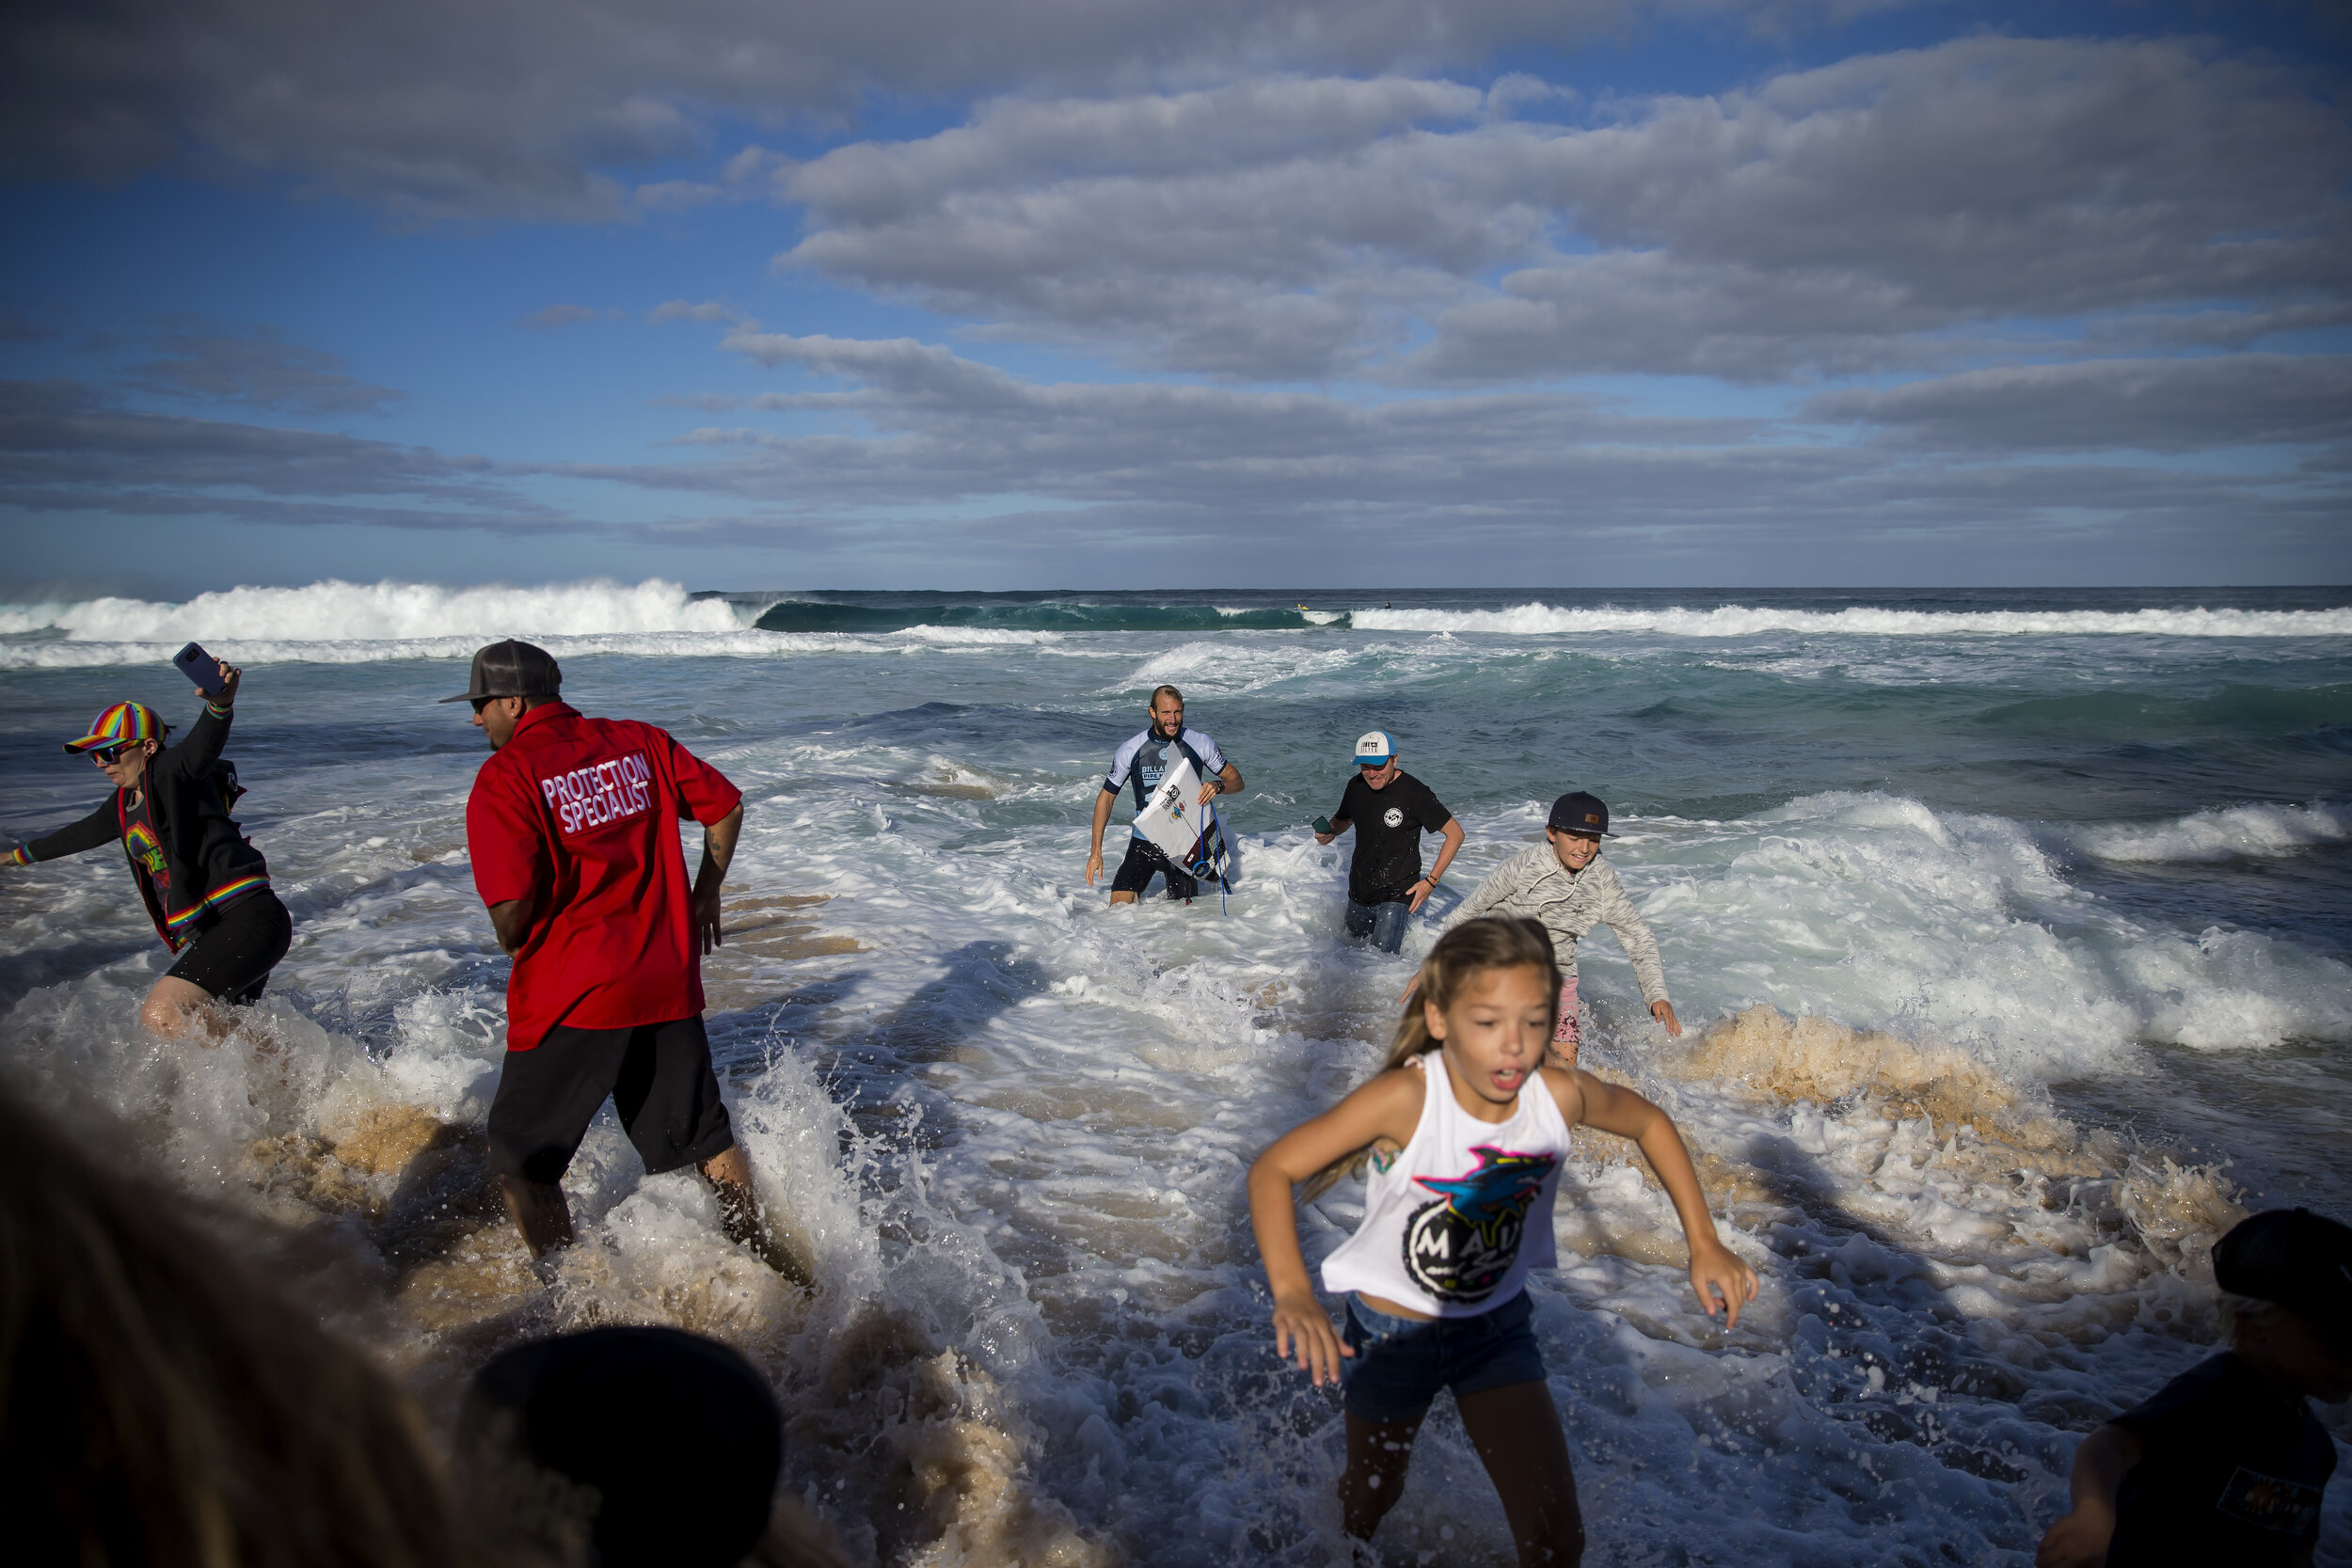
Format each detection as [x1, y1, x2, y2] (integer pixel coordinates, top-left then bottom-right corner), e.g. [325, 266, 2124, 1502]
[465, 702, 743, 1050]
[1103, 726, 1226, 838]
[1320, 1053, 1571, 1318]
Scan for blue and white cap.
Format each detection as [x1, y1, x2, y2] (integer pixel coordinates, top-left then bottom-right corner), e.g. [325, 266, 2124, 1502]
[1353, 730, 1396, 767]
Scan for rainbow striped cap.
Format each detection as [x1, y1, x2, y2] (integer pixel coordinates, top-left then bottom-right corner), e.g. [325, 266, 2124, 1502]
[63, 701, 164, 755]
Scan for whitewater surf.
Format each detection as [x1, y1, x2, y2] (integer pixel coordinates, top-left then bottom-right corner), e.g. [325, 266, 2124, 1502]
[1, 580, 2345, 1563]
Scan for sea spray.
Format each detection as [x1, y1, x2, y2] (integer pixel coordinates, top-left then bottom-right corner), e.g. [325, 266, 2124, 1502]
[1350, 602, 2352, 638]
[2070, 801, 2350, 863]
[0, 578, 744, 643]
[1, 583, 2344, 1562]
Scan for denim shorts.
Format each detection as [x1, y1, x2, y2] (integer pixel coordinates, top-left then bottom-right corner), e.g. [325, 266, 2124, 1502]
[1343, 897, 1411, 954]
[1340, 1289, 1547, 1423]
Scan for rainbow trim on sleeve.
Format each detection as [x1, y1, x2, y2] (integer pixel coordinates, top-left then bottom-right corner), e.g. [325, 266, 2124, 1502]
[5, 847, 26, 866]
[162, 874, 272, 936]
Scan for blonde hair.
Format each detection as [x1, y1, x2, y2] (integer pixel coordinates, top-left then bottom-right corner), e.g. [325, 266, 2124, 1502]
[0, 1083, 510, 1568]
[1149, 684, 1184, 707]
[1299, 917, 1560, 1201]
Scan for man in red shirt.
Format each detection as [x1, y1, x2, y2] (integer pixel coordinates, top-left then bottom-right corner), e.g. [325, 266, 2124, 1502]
[451, 640, 804, 1280]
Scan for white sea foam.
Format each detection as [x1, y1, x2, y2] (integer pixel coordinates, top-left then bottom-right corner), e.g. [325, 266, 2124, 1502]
[0, 630, 824, 669]
[2069, 802, 2350, 863]
[1350, 603, 2352, 638]
[0, 578, 746, 644]
[1614, 791, 2352, 1067]
[1120, 638, 1364, 695]
[887, 625, 1064, 646]
[0, 626, 1074, 670]
[5, 635, 2348, 1563]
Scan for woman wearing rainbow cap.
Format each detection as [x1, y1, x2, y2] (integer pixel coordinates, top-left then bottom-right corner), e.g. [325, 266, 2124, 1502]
[2, 658, 291, 1037]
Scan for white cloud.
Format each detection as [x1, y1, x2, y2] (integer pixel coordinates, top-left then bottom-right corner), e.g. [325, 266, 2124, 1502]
[521, 304, 625, 329]
[776, 38, 2351, 382]
[529, 330, 2345, 582]
[650, 299, 752, 325]
[0, 0, 1863, 222]
[119, 324, 405, 417]
[1803, 355, 2352, 452]
[0, 378, 551, 531]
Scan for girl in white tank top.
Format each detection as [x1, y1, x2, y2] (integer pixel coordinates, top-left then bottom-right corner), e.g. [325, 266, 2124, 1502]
[1248, 917, 1756, 1564]
[1319, 1049, 1572, 1316]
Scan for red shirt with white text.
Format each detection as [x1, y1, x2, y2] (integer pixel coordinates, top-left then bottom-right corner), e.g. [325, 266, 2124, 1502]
[465, 702, 742, 1049]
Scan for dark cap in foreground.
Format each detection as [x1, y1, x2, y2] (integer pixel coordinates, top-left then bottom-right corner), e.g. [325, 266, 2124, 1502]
[456, 1324, 783, 1568]
[2215, 1207, 2352, 1347]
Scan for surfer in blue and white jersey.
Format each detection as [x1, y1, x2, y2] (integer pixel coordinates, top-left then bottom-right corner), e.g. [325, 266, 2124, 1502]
[1087, 684, 1244, 904]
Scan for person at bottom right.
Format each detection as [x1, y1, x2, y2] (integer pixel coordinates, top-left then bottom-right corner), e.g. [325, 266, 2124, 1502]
[2037, 1206, 2352, 1568]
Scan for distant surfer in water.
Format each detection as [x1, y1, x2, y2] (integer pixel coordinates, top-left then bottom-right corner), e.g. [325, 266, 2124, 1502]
[452, 640, 806, 1280]
[1087, 684, 1244, 904]
[3, 661, 293, 1038]
[1428, 791, 1680, 1068]
[1315, 729, 1463, 954]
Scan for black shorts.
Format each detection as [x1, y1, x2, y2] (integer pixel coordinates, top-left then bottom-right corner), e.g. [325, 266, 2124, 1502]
[165, 888, 292, 1006]
[1109, 837, 1198, 900]
[485, 1014, 737, 1184]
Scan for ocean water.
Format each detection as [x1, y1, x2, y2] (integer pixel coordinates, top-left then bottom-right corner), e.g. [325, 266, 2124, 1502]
[2, 581, 2347, 1566]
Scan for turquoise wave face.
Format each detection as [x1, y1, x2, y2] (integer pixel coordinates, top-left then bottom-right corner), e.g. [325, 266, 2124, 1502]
[752, 598, 1343, 633]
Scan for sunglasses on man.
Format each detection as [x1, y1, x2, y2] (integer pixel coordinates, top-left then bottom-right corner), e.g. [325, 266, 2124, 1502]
[88, 743, 135, 766]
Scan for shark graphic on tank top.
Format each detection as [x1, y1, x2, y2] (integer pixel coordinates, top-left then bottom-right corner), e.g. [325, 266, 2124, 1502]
[1320, 1053, 1571, 1318]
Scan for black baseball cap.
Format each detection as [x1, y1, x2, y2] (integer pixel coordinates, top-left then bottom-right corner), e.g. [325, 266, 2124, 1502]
[2215, 1208, 2352, 1347]
[1547, 791, 1612, 836]
[458, 1325, 783, 1568]
[441, 638, 562, 704]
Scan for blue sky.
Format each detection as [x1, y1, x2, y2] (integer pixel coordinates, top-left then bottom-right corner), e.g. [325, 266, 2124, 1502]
[2, 0, 2347, 593]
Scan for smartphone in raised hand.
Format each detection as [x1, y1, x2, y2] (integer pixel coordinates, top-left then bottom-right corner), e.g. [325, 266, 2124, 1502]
[172, 641, 221, 696]
[1312, 816, 1333, 834]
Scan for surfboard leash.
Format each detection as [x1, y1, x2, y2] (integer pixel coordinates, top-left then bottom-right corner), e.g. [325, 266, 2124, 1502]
[1195, 801, 1230, 915]
[1213, 804, 1226, 915]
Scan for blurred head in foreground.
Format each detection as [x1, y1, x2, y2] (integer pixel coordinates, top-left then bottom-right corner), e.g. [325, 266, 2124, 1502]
[456, 1324, 844, 1568]
[0, 1080, 501, 1568]
[2216, 1206, 2352, 1402]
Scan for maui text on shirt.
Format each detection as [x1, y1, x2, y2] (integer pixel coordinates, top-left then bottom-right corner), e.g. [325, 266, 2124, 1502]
[541, 753, 654, 835]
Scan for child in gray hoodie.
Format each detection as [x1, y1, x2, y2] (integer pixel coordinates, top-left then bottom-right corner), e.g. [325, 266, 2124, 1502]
[1437, 791, 1680, 1067]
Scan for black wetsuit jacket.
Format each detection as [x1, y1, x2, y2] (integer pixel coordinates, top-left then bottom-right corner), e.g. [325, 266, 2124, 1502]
[19, 700, 270, 951]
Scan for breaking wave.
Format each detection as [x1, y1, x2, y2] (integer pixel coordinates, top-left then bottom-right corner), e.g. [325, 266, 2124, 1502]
[751, 600, 1325, 634]
[8, 583, 2346, 656]
[0, 578, 742, 644]
[1348, 604, 2352, 638]
[2070, 802, 2350, 863]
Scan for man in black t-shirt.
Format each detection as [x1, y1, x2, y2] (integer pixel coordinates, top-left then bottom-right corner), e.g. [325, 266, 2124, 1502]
[2037, 1207, 2351, 1568]
[1313, 729, 1463, 954]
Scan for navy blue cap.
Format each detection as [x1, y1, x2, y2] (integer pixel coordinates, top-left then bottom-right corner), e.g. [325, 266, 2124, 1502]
[2215, 1208, 2352, 1346]
[1547, 791, 1611, 836]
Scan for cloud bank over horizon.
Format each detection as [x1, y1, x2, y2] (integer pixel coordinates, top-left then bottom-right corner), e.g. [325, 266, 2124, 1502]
[1, 1, 2346, 588]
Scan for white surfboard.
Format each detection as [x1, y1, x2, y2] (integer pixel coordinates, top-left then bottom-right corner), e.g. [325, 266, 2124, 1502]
[1133, 752, 1232, 885]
